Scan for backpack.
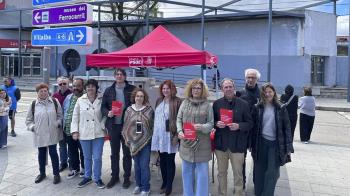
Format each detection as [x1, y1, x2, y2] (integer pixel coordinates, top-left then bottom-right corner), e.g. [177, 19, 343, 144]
[32, 98, 58, 119]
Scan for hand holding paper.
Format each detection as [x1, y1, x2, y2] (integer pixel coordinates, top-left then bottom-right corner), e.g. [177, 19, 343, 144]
[183, 122, 196, 140]
[112, 101, 123, 116]
[220, 108, 233, 125]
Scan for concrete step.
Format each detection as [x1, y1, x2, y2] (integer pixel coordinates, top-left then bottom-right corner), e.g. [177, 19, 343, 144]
[318, 87, 348, 99]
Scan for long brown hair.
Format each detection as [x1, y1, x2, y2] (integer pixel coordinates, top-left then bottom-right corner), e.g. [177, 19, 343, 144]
[159, 80, 177, 99]
[260, 83, 278, 105]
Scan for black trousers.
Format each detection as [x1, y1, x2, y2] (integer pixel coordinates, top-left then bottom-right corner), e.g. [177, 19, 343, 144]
[109, 124, 131, 179]
[289, 115, 298, 141]
[38, 144, 59, 176]
[159, 152, 176, 192]
[66, 135, 84, 171]
[299, 113, 315, 142]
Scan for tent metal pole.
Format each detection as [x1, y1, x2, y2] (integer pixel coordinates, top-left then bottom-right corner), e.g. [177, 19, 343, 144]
[201, 0, 206, 84]
[347, 1, 350, 102]
[267, 0, 272, 82]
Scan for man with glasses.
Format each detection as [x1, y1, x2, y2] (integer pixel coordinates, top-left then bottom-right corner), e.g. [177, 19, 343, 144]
[236, 68, 261, 190]
[2, 77, 21, 137]
[101, 68, 136, 189]
[53, 76, 72, 172]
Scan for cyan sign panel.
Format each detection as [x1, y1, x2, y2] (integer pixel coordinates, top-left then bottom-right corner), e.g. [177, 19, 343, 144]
[31, 26, 92, 46]
[32, 0, 88, 7]
[32, 4, 93, 26]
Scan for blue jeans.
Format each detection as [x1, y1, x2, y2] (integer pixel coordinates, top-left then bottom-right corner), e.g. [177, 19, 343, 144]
[0, 116, 8, 147]
[133, 142, 151, 192]
[182, 159, 209, 196]
[80, 138, 104, 182]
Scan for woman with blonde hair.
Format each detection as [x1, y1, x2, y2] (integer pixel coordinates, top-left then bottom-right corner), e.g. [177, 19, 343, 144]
[151, 80, 182, 195]
[177, 78, 214, 196]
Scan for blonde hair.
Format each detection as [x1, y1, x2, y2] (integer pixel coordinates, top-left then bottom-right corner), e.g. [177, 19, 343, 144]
[184, 78, 209, 99]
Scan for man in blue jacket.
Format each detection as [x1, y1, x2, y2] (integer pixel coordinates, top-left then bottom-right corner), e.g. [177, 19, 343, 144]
[2, 77, 21, 137]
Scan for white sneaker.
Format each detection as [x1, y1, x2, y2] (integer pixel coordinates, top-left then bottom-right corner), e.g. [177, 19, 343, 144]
[133, 186, 141, 194]
[304, 141, 309, 144]
[79, 169, 85, 178]
[140, 191, 150, 196]
[67, 170, 79, 179]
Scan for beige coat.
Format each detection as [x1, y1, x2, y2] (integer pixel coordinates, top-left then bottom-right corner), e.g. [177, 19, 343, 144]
[25, 97, 63, 148]
[70, 93, 105, 140]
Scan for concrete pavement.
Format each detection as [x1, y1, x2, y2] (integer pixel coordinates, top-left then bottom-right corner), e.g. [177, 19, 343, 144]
[0, 92, 350, 196]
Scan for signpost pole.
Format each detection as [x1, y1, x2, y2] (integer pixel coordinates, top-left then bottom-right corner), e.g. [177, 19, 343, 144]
[201, 0, 206, 84]
[43, 46, 51, 85]
[18, 10, 22, 77]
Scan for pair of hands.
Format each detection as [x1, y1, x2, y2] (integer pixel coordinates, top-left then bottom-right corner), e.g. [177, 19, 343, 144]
[178, 124, 202, 139]
[216, 121, 239, 131]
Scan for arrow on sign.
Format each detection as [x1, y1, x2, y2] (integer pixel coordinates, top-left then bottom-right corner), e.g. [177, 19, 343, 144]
[76, 30, 84, 42]
[34, 12, 41, 23]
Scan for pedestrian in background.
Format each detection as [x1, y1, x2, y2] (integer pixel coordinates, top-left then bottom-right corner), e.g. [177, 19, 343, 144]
[53, 76, 72, 173]
[280, 84, 298, 141]
[2, 77, 21, 137]
[299, 87, 316, 144]
[122, 88, 154, 196]
[0, 87, 11, 149]
[101, 68, 136, 189]
[177, 78, 214, 196]
[71, 79, 106, 189]
[63, 78, 85, 179]
[151, 80, 182, 195]
[212, 78, 253, 196]
[251, 83, 293, 196]
[25, 83, 63, 184]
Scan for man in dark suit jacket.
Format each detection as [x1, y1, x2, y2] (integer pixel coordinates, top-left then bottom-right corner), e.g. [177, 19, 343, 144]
[101, 69, 136, 189]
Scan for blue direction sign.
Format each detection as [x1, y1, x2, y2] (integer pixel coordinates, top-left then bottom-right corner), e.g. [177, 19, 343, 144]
[32, 4, 93, 26]
[33, 0, 88, 7]
[31, 26, 93, 46]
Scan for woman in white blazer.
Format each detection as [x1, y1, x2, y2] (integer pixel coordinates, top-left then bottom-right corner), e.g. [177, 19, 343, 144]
[71, 79, 106, 189]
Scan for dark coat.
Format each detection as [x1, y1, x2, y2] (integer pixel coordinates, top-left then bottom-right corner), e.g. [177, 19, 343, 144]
[251, 101, 294, 166]
[213, 97, 253, 153]
[280, 94, 298, 118]
[101, 81, 136, 129]
[236, 84, 260, 111]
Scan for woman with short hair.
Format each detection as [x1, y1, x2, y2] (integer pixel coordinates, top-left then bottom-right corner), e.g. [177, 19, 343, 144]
[122, 88, 154, 196]
[25, 83, 63, 184]
[299, 87, 316, 144]
[176, 78, 214, 196]
[71, 79, 106, 189]
[151, 80, 182, 195]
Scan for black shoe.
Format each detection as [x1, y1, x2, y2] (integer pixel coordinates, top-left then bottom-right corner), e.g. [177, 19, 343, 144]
[35, 174, 46, 183]
[78, 178, 92, 188]
[106, 177, 119, 189]
[53, 175, 61, 184]
[10, 130, 16, 137]
[59, 163, 68, 172]
[95, 179, 106, 189]
[122, 178, 131, 189]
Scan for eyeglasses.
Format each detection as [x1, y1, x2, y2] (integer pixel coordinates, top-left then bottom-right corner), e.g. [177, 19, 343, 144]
[58, 83, 67, 86]
[192, 87, 202, 90]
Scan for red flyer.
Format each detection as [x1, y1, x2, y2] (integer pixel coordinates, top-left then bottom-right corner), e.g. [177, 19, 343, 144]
[112, 101, 123, 116]
[183, 122, 196, 141]
[220, 108, 233, 125]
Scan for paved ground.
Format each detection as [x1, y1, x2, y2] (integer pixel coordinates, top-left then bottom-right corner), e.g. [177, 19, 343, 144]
[0, 92, 350, 196]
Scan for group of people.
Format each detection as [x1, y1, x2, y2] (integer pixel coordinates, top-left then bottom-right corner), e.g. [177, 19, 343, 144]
[0, 67, 316, 196]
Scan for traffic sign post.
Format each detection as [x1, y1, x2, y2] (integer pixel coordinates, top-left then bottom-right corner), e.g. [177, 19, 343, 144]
[32, 0, 88, 7]
[32, 3, 93, 27]
[31, 26, 93, 46]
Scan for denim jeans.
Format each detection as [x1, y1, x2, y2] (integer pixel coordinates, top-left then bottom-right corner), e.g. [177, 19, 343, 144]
[0, 116, 8, 147]
[59, 132, 68, 166]
[80, 138, 104, 182]
[182, 159, 209, 196]
[38, 145, 59, 176]
[133, 142, 151, 192]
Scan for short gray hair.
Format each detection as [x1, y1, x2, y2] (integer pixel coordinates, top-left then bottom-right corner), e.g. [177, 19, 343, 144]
[220, 78, 235, 87]
[244, 68, 261, 80]
[57, 76, 69, 83]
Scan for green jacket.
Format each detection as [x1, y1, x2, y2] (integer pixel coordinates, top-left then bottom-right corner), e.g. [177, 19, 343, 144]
[176, 98, 214, 163]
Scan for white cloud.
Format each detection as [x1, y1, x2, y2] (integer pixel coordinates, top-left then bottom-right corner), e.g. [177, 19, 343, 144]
[337, 15, 349, 36]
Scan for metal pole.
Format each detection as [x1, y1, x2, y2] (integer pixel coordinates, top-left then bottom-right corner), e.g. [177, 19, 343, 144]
[43, 47, 51, 86]
[201, 0, 207, 84]
[98, 5, 102, 76]
[267, 0, 272, 82]
[347, 2, 350, 102]
[145, 0, 150, 34]
[55, 47, 58, 79]
[18, 10, 22, 77]
[333, 0, 336, 15]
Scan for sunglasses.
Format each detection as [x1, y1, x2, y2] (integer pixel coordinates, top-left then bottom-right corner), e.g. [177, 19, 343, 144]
[58, 83, 67, 86]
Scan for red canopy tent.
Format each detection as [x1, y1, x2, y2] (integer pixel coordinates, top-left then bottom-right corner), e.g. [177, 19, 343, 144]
[86, 25, 217, 68]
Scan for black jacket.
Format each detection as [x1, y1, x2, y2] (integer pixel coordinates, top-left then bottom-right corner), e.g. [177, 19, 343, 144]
[236, 84, 260, 111]
[280, 94, 298, 118]
[213, 97, 253, 153]
[251, 101, 294, 166]
[101, 81, 136, 129]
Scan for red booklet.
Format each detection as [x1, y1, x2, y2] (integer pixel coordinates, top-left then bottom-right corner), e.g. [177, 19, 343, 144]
[112, 101, 123, 116]
[220, 108, 233, 125]
[183, 122, 196, 141]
